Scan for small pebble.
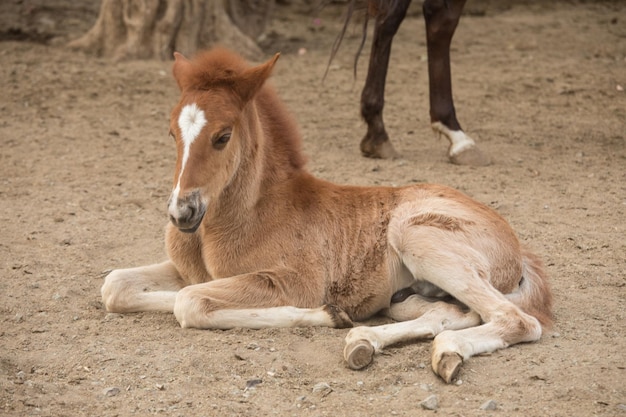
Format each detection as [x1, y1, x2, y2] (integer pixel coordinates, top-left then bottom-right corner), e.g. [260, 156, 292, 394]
[312, 382, 332, 397]
[480, 399, 498, 410]
[420, 394, 439, 410]
[105, 313, 124, 321]
[103, 387, 120, 397]
[16, 371, 26, 384]
[244, 379, 262, 392]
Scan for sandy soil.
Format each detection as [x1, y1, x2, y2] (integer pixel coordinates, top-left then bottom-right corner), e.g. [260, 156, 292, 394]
[1, 1, 624, 416]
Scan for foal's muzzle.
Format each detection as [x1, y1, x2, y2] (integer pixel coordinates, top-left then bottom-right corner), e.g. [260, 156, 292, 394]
[167, 190, 206, 233]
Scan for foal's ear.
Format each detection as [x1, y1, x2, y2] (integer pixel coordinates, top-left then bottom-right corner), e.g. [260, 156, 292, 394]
[172, 52, 192, 91]
[236, 53, 280, 104]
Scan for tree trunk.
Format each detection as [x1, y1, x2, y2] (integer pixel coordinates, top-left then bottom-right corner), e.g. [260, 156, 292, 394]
[68, 0, 274, 61]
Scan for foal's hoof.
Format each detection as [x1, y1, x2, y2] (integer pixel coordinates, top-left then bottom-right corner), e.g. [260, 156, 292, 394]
[436, 352, 463, 383]
[449, 145, 491, 166]
[344, 339, 375, 370]
[360, 138, 398, 159]
[390, 287, 417, 304]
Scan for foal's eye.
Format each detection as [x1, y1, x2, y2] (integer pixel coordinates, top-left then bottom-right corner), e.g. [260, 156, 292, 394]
[213, 132, 231, 149]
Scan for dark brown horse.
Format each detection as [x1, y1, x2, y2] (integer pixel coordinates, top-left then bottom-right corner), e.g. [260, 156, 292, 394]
[348, 0, 490, 164]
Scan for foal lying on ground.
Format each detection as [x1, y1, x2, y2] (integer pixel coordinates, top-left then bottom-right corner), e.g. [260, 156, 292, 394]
[102, 48, 552, 383]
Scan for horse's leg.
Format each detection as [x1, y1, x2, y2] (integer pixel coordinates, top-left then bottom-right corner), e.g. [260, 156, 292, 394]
[423, 0, 490, 166]
[344, 295, 480, 371]
[173, 269, 353, 329]
[101, 260, 185, 313]
[389, 227, 542, 383]
[359, 0, 412, 159]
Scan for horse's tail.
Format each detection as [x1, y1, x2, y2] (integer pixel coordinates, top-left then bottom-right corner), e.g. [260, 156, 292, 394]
[507, 248, 554, 332]
[323, 0, 387, 81]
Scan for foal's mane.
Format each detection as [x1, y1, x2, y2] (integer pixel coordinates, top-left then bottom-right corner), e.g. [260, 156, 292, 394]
[181, 48, 307, 171]
[179, 48, 250, 91]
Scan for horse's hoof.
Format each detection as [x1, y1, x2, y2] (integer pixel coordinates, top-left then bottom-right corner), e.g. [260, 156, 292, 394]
[360, 138, 398, 159]
[345, 339, 375, 370]
[449, 145, 491, 166]
[436, 352, 463, 383]
[323, 304, 353, 328]
[390, 287, 417, 304]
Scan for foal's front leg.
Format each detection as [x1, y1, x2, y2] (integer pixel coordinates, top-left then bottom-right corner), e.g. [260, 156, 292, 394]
[101, 260, 185, 313]
[344, 295, 480, 373]
[173, 269, 353, 330]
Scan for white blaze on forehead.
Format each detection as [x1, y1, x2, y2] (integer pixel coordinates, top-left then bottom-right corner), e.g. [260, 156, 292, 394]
[179, 103, 208, 147]
[169, 103, 207, 213]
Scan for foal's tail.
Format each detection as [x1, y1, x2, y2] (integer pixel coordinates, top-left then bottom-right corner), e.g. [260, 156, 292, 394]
[508, 248, 554, 331]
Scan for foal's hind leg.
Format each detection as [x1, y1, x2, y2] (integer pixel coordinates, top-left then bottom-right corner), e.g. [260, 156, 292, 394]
[423, 0, 490, 166]
[344, 295, 480, 371]
[102, 260, 185, 313]
[394, 230, 542, 382]
[359, 0, 411, 159]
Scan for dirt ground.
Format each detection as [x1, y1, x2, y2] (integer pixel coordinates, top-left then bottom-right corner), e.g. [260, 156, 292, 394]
[1, 1, 624, 416]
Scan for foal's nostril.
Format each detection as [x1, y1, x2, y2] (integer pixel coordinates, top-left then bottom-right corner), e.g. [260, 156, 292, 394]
[186, 205, 196, 221]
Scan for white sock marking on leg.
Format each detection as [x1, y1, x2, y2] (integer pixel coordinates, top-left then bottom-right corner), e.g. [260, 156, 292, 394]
[431, 121, 476, 156]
